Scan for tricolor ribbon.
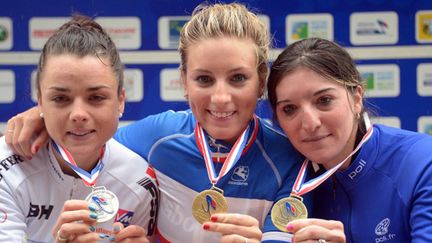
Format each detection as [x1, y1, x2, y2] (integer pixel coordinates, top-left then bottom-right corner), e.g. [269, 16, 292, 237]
[292, 114, 374, 196]
[195, 115, 258, 185]
[51, 140, 105, 187]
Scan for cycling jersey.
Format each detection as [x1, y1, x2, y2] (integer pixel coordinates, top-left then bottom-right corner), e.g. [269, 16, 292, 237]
[0, 137, 158, 243]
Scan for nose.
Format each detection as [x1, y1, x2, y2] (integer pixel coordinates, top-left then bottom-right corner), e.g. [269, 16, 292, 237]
[210, 80, 231, 105]
[300, 107, 321, 134]
[69, 100, 89, 123]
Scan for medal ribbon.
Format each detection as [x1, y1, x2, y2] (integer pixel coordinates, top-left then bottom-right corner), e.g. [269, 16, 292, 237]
[51, 140, 105, 187]
[292, 114, 374, 196]
[195, 115, 258, 184]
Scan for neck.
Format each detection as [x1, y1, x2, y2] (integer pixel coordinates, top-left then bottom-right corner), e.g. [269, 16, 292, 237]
[51, 143, 100, 177]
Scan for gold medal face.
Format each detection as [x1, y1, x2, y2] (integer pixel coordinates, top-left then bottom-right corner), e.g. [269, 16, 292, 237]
[192, 188, 228, 224]
[271, 195, 308, 232]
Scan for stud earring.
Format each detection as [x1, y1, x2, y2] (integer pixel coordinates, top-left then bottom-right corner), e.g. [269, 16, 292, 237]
[39, 112, 44, 118]
[119, 112, 123, 118]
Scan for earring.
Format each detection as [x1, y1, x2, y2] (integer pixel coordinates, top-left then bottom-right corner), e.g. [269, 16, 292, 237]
[39, 112, 44, 118]
[119, 112, 123, 118]
[356, 113, 361, 119]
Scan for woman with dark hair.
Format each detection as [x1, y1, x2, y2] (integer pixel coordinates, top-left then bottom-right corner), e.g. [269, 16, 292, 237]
[267, 37, 432, 243]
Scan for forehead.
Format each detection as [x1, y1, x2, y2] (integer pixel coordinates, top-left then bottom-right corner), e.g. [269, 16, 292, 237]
[186, 37, 258, 69]
[40, 54, 117, 87]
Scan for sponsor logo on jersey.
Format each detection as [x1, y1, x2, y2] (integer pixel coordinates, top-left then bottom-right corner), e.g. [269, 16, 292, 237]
[137, 177, 158, 235]
[348, 159, 366, 180]
[115, 209, 134, 227]
[228, 166, 249, 186]
[0, 208, 7, 223]
[27, 203, 54, 220]
[0, 154, 25, 182]
[374, 218, 397, 242]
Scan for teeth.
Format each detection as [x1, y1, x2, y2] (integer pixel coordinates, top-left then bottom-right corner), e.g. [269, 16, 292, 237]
[210, 111, 235, 118]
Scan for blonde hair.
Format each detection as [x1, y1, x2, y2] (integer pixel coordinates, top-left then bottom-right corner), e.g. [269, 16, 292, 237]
[179, 2, 270, 85]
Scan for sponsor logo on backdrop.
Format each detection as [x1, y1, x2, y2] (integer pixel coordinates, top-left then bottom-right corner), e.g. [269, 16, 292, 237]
[158, 16, 190, 49]
[0, 17, 12, 50]
[350, 12, 398, 45]
[358, 64, 400, 97]
[286, 13, 333, 44]
[29, 17, 70, 50]
[124, 69, 144, 102]
[416, 10, 432, 43]
[370, 117, 401, 129]
[418, 116, 432, 135]
[95, 17, 141, 49]
[0, 70, 15, 103]
[160, 68, 186, 101]
[417, 63, 432, 96]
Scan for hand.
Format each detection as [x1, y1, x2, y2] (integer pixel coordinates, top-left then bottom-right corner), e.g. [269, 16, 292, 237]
[286, 218, 346, 243]
[109, 222, 150, 243]
[52, 200, 102, 243]
[202, 213, 262, 243]
[5, 106, 48, 159]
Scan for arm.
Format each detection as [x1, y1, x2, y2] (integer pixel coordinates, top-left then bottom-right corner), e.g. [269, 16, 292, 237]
[0, 179, 27, 242]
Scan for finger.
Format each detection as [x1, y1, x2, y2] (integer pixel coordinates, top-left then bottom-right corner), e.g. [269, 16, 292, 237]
[203, 222, 262, 240]
[52, 200, 96, 236]
[113, 225, 148, 242]
[10, 115, 30, 158]
[72, 232, 111, 243]
[5, 115, 17, 149]
[293, 224, 345, 243]
[31, 129, 49, 154]
[211, 213, 259, 227]
[287, 218, 344, 233]
[55, 222, 96, 242]
[220, 234, 254, 243]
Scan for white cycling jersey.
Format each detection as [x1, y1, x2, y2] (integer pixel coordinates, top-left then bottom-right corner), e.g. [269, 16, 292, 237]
[0, 137, 158, 243]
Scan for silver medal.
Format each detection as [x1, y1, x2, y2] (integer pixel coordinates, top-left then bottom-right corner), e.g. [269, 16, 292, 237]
[85, 186, 119, 223]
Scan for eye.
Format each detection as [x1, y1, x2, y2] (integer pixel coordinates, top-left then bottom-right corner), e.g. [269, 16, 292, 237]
[195, 75, 213, 85]
[51, 95, 69, 103]
[231, 74, 247, 83]
[89, 95, 107, 102]
[317, 96, 333, 106]
[281, 104, 297, 116]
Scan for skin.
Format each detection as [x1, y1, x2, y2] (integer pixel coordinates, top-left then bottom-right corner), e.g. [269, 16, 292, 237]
[275, 67, 362, 170]
[275, 67, 363, 242]
[181, 36, 263, 144]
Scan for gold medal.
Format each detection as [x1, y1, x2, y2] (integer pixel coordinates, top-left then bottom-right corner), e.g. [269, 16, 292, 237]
[192, 186, 228, 224]
[271, 194, 308, 232]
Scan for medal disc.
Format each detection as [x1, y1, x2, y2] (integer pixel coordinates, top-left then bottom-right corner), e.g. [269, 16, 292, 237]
[271, 195, 308, 232]
[192, 187, 228, 224]
[85, 187, 119, 223]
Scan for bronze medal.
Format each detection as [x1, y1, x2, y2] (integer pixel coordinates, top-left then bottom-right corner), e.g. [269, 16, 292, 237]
[192, 186, 228, 224]
[271, 194, 308, 232]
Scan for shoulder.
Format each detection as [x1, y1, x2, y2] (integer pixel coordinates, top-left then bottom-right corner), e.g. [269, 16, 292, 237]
[0, 137, 47, 187]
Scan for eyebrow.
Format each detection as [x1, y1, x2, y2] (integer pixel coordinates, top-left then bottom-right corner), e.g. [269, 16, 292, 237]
[47, 85, 111, 92]
[276, 87, 336, 105]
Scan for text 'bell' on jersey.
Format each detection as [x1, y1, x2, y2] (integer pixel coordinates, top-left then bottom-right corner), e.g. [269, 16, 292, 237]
[312, 124, 432, 243]
[115, 109, 306, 243]
[0, 137, 158, 243]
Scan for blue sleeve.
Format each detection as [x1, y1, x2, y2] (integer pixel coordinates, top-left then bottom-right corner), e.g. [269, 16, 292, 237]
[409, 139, 432, 242]
[114, 111, 176, 161]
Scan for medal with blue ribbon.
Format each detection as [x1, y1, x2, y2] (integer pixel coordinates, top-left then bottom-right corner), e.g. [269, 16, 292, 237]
[51, 140, 119, 223]
[271, 114, 374, 232]
[191, 116, 258, 224]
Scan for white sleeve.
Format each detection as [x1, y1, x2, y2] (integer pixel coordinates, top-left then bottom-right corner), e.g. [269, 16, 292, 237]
[132, 175, 159, 237]
[0, 177, 27, 242]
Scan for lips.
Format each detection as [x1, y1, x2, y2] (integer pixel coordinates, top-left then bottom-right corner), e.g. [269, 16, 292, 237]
[302, 134, 330, 142]
[67, 130, 95, 137]
[208, 110, 236, 119]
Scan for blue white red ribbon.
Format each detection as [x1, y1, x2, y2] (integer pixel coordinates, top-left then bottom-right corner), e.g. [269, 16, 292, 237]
[195, 116, 258, 185]
[292, 114, 374, 196]
[51, 140, 105, 187]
